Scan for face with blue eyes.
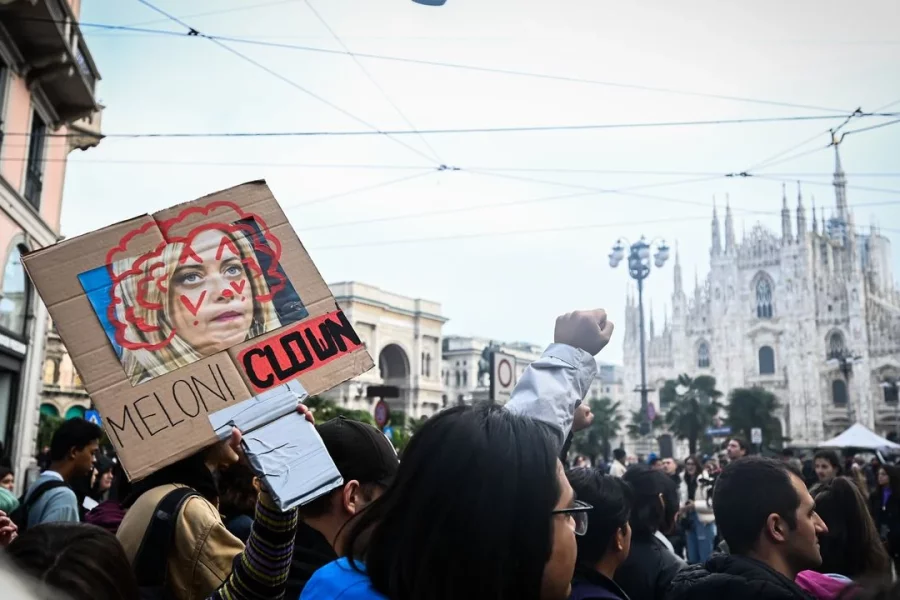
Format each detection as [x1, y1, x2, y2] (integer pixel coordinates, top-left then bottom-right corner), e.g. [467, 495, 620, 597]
[169, 229, 253, 356]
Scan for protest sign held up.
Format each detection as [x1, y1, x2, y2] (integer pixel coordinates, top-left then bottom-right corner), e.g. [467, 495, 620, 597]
[23, 180, 374, 481]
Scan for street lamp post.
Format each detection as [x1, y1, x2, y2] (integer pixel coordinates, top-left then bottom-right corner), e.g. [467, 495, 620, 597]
[609, 236, 670, 436]
[827, 348, 863, 424]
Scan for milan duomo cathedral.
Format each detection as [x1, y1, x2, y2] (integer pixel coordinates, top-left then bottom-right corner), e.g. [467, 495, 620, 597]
[623, 146, 899, 449]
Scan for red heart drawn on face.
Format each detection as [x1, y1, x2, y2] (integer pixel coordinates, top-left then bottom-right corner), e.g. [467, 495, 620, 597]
[230, 279, 246, 294]
[180, 290, 207, 317]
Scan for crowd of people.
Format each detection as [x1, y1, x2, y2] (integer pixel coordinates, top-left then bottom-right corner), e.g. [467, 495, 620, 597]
[0, 307, 899, 600]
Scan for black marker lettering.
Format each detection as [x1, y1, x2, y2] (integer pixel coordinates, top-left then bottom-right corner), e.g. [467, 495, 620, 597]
[280, 331, 313, 371]
[107, 404, 142, 448]
[134, 395, 167, 437]
[155, 392, 184, 428]
[172, 380, 201, 417]
[325, 311, 362, 352]
[243, 348, 274, 389]
[306, 323, 337, 361]
[214, 363, 236, 401]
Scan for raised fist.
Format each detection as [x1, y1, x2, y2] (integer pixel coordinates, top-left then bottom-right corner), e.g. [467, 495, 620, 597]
[554, 309, 614, 356]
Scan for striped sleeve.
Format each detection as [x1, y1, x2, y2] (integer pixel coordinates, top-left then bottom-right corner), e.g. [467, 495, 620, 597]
[210, 493, 299, 600]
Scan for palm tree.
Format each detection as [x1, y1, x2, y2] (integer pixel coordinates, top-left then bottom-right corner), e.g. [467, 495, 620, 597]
[305, 395, 376, 425]
[664, 374, 724, 454]
[726, 387, 783, 448]
[573, 397, 624, 462]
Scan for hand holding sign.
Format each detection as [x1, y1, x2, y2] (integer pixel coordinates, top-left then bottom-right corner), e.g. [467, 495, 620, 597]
[554, 309, 614, 356]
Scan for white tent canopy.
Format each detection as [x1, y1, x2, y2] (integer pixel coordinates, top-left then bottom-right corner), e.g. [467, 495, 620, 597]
[818, 423, 900, 450]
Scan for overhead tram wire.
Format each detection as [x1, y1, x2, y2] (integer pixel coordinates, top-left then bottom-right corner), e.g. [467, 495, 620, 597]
[296, 174, 729, 231]
[6, 113, 898, 140]
[9, 14, 851, 116]
[280, 169, 438, 209]
[739, 108, 863, 174]
[133, 0, 439, 166]
[301, 0, 443, 164]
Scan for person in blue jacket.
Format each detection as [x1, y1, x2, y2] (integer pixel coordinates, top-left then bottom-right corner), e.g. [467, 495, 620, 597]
[301, 308, 614, 600]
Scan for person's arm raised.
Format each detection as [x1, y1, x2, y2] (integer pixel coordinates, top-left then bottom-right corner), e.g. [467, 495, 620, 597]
[505, 309, 613, 448]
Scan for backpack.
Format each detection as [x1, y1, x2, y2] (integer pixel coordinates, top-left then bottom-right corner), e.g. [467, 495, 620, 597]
[133, 487, 201, 600]
[9, 479, 68, 532]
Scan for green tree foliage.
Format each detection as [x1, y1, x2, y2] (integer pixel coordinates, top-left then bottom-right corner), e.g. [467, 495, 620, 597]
[726, 387, 784, 449]
[664, 374, 724, 455]
[305, 395, 376, 426]
[38, 413, 64, 451]
[572, 397, 623, 462]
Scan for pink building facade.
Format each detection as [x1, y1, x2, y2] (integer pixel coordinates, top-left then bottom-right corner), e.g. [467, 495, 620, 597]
[0, 0, 101, 485]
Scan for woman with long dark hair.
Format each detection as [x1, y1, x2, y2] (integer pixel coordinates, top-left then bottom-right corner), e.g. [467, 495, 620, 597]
[301, 403, 590, 600]
[795, 477, 890, 599]
[869, 464, 900, 573]
[614, 464, 684, 600]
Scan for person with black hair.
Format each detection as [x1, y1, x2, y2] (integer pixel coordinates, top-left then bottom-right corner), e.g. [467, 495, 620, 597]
[84, 461, 129, 535]
[19, 418, 102, 529]
[614, 464, 684, 600]
[726, 437, 748, 461]
[568, 468, 633, 600]
[7, 522, 140, 600]
[286, 416, 399, 597]
[217, 462, 259, 543]
[814, 450, 842, 484]
[680, 454, 716, 564]
[668, 456, 828, 600]
[301, 308, 614, 600]
[611, 448, 628, 478]
[869, 464, 900, 574]
[794, 477, 890, 599]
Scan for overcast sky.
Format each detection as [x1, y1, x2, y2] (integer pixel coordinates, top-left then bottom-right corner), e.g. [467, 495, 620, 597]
[63, 0, 900, 363]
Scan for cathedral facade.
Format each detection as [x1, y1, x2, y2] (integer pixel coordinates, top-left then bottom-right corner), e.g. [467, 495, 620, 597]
[623, 147, 900, 449]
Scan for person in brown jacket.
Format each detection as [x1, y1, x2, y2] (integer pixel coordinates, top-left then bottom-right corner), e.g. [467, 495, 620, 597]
[117, 405, 314, 600]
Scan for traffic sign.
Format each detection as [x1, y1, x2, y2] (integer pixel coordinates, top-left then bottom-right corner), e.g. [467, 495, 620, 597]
[85, 409, 102, 427]
[374, 400, 389, 429]
[751, 427, 763, 444]
[490, 351, 517, 403]
[706, 426, 732, 436]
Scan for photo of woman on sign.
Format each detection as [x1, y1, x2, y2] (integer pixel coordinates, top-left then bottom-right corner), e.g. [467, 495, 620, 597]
[80, 207, 308, 386]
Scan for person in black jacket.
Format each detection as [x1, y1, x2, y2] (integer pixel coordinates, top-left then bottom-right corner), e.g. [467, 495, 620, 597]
[567, 468, 634, 600]
[667, 457, 828, 600]
[614, 464, 684, 600]
[869, 464, 900, 574]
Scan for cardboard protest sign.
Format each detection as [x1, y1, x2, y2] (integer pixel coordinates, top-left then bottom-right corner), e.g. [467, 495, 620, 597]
[24, 180, 374, 481]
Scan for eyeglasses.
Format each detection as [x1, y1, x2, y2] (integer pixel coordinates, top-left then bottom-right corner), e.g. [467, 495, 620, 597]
[552, 500, 592, 536]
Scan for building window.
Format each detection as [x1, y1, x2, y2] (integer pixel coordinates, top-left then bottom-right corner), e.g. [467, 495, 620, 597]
[756, 278, 773, 319]
[65, 405, 85, 420]
[425, 353, 432, 378]
[758, 346, 775, 375]
[828, 332, 845, 357]
[462, 370, 468, 387]
[24, 112, 47, 209]
[455, 371, 460, 387]
[0, 246, 29, 336]
[698, 342, 710, 368]
[832, 379, 848, 406]
[885, 385, 899, 405]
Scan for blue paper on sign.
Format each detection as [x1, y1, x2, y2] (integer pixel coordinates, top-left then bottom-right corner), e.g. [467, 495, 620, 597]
[207, 380, 343, 510]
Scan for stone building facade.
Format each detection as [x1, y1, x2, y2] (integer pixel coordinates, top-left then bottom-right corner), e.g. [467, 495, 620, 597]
[623, 146, 900, 451]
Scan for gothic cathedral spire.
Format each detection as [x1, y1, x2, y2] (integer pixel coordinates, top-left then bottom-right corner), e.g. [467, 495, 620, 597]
[711, 197, 722, 256]
[796, 182, 806, 243]
[833, 142, 848, 222]
[673, 241, 683, 294]
[725, 194, 735, 253]
[781, 183, 793, 244]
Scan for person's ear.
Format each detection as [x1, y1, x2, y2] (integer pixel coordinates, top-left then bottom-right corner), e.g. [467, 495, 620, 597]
[766, 513, 788, 543]
[342, 480, 362, 515]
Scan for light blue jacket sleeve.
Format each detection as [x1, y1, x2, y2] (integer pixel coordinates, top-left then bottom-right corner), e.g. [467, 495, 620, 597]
[504, 343, 597, 447]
